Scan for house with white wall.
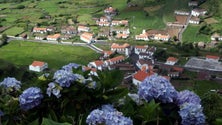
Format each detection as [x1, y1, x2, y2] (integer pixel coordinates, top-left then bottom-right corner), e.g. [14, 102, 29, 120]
[88, 60, 104, 71]
[165, 57, 178, 65]
[29, 61, 48, 72]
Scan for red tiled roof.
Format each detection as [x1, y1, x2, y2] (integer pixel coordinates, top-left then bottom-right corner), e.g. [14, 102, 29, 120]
[206, 55, 220, 60]
[47, 34, 61, 39]
[94, 60, 104, 66]
[103, 51, 114, 56]
[167, 57, 178, 62]
[31, 61, 45, 67]
[172, 67, 184, 72]
[135, 45, 148, 49]
[83, 66, 97, 72]
[133, 70, 154, 81]
[81, 32, 93, 41]
[108, 56, 125, 63]
[33, 27, 47, 31]
[111, 43, 130, 49]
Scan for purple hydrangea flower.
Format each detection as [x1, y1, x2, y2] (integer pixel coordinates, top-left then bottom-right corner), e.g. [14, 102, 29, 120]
[176, 90, 201, 106]
[138, 75, 178, 103]
[179, 103, 205, 125]
[62, 63, 80, 72]
[46, 82, 61, 98]
[53, 70, 78, 87]
[0, 110, 4, 116]
[19, 87, 43, 111]
[0, 77, 21, 90]
[86, 104, 133, 125]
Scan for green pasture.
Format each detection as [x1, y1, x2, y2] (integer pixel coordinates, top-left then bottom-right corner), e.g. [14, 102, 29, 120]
[172, 79, 222, 98]
[182, 25, 210, 43]
[3, 26, 24, 36]
[0, 41, 99, 69]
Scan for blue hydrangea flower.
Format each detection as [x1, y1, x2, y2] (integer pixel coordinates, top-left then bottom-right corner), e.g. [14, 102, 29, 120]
[62, 63, 80, 72]
[105, 111, 133, 125]
[0, 110, 4, 116]
[179, 103, 205, 125]
[138, 75, 178, 103]
[0, 77, 21, 90]
[53, 70, 79, 87]
[101, 104, 116, 112]
[176, 90, 201, 106]
[46, 82, 61, 98]
[19, 87, 43, 111]
[86, 104, 133, 125]
[86, 109, 105, 125]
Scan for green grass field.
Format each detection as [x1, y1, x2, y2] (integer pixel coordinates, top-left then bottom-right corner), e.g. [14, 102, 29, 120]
[182, 25, 210, 42]
[3, 26, 24, 36]
[172, 79, 222, 98]
[0, 41, 99, 69]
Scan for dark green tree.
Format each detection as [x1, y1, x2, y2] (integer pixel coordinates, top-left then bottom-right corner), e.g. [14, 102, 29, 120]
[202, 92, 222, 123]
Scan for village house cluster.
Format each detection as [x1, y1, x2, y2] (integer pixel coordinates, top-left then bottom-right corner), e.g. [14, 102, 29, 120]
[26, 1, 222, 89]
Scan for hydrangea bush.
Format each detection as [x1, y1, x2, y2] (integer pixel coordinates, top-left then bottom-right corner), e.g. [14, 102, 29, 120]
[0, 77, 21, 91]
[86, 104, 133, 125]
[138, 75, 178, 103]
[0, 63, 207, 125]
[19, 87, 43, 111]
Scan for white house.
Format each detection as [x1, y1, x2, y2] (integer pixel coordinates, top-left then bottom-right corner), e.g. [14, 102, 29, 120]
[99, 16, 109, 22]
[47, 34, 61, 41]
[78, 26, 90, 32]
[88, 60, 104, 71]
[96, 21, 110, 27]
[35, 35, 46, 40]
[132, 71, 154, 86]
[146, 30, 170, 41]
[135, 30, 149, 41]
[111, 28, 130, 35]
[206, 55, 220, 62]
[104, 56, 125, 66]
[134, 45, 148, 55]
[116, 33, 129, 39]
[139, 52, 151, 60]
[111, 20, 128, 26]
[111, 43, 131, 56]
[83, 66, 98, 76]
[104, 7, 116, 15]
[102, 51, 114, 58]
[165, 57, 178, 65]
[29, 61, 48, 72]
[191, 8, 207, 17]
[189, 16, 200, 24]
[61, 26, 77, 34]
[153, 34, 170, 41]
[211, 33, 222, 41]
[136, 59, 154, 71]
[174, 10, 190, 15]
[32, 27, 47, 34]
[80, 32, 94, 43]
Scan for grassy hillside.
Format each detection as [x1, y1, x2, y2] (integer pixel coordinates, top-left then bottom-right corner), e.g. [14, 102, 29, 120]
[183, 0, 222, 43]
[0, 0, 190, 35]
[0, 41, 99, 69]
